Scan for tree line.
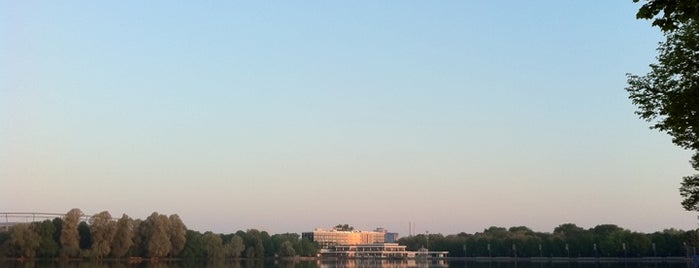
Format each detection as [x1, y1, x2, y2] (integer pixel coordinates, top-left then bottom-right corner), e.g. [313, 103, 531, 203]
[0, 209, 318, 260]
[398, 224, 699, 258]
[3, 209, 697, 259]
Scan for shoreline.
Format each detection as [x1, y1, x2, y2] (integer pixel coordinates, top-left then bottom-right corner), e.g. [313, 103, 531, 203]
[1, 256, 693, 263]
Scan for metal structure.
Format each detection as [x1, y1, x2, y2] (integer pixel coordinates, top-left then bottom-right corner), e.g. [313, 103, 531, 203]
[0, 212, 93, 226]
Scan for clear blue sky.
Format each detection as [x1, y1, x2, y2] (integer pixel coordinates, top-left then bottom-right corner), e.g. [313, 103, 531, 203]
[1, 1, 696, 235]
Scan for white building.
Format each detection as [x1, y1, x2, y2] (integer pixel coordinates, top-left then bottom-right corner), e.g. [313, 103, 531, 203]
[303, 228, 386, 247]
[320, 243, 448, 259]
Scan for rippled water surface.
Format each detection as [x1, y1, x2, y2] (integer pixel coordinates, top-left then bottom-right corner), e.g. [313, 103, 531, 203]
[1, 259, 693, 268]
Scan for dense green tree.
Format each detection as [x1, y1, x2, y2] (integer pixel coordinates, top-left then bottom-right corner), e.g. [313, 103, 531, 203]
[551, 224, 595, 257]
[591, 224, 626, 257]
[650, 229, 686, 256]
[32, 220, 60, 258]
[397, 234, 424, 251]
[394, 223, 699, 258]
[554, 223, 585, 237]
[254, 239, 266, 258]
[60, 208, 83, 258]
[168, 214, 187, 257]
[438, 234, 469, 257]
[0, 231, 10, 257]
[3, 208, 697, 259]
[270, 233, 299, 257]
[240, 229, 267, 259]
[226, 235, 245, 258]
[681, 230, 699, 252]
[509, 226, 534, 236]
[89, 211, 116, 258]
[592, 224, 624, 237]
[110, 214, 134, 258]
[680, 174, 699, 211]
[626, 21, 699, 160]
[483, 226, 509, 239]
[78, 221, 92, 251]
[181, 230, 205, 259]
[278, 241, 296, 257]
[634, 0, 699, 32]
[143, 212, 172, 258]
[628, 7, 699, 212]
[626, 232, 652, 257]
[7, 223, 41, 258]
[0, 231, 9, 250]
[295, 238, 319, 257]
[129, 219, 145, 257]
[50, 218, 62, 253]
[202, 232, 224, 259]
[245, 240, 265, 259]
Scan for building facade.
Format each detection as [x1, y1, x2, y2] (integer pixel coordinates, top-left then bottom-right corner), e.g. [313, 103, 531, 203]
[321, 243, 410, 258]
[320, 243, 449, 259]
[302, 228, 386, 247]
[384, 232, 399, 243]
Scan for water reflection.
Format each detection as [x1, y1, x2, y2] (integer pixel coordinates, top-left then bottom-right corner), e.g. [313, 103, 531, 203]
[448, 261, 693, 268]
[319, 259, 447, 268]
[0, 260, 693, 268]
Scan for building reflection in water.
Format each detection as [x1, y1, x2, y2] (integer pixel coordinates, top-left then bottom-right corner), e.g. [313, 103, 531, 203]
[319, 259, 448, 268]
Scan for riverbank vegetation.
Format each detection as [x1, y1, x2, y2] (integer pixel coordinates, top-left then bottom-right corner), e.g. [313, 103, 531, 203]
[0, 209, 318, 260]
[1, 209, 697, 259]
[398, 224, 699, 258]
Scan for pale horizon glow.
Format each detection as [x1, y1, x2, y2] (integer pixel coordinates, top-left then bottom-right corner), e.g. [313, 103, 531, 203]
[1, 1, 697, 236]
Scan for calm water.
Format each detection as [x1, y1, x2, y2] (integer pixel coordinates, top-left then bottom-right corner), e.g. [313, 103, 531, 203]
[1, 260, 694, 268]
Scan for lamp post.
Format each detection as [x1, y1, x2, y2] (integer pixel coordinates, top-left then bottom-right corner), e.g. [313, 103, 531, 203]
[425, 231, 429, 250]
[593, 243, 597, 258]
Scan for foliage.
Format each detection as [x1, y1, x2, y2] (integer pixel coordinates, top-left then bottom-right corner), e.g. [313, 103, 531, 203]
[278, 241, 296, 257]
[110, 214, 134, 258]
[181, 230, 205, 259]
[681, 175, 699, 210]
[240, 229, 267, 259]
[0, 210, 694, 259]
[0, 210, 192, 260]
[0, 232, 10, 257]
[333, 224, 354, 231]
[634, 0, 699, 32]
[295, 238, 319, 257]
[169, 214, 187, 257]
[7, 223, 41, 258]
[226, 235, 246, 258]
[60, 208, 83, 258]
[626, 21, 699, 211]
[89, 211, 116, 258]
[626, 22, 699, 155]
[129, 219, 145, 257]
[202, 232, 225, 259]
[143, 212, 172, 258]
[78, 221, 92, 250]
[32, 220, 60, 258]
[397, 224, 698, 257]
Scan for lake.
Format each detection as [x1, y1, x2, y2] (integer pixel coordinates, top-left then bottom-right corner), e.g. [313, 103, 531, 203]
[1, 259, 694, 268]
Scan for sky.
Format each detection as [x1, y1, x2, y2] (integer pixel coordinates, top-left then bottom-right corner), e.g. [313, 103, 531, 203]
[1, 1, 696, 236]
